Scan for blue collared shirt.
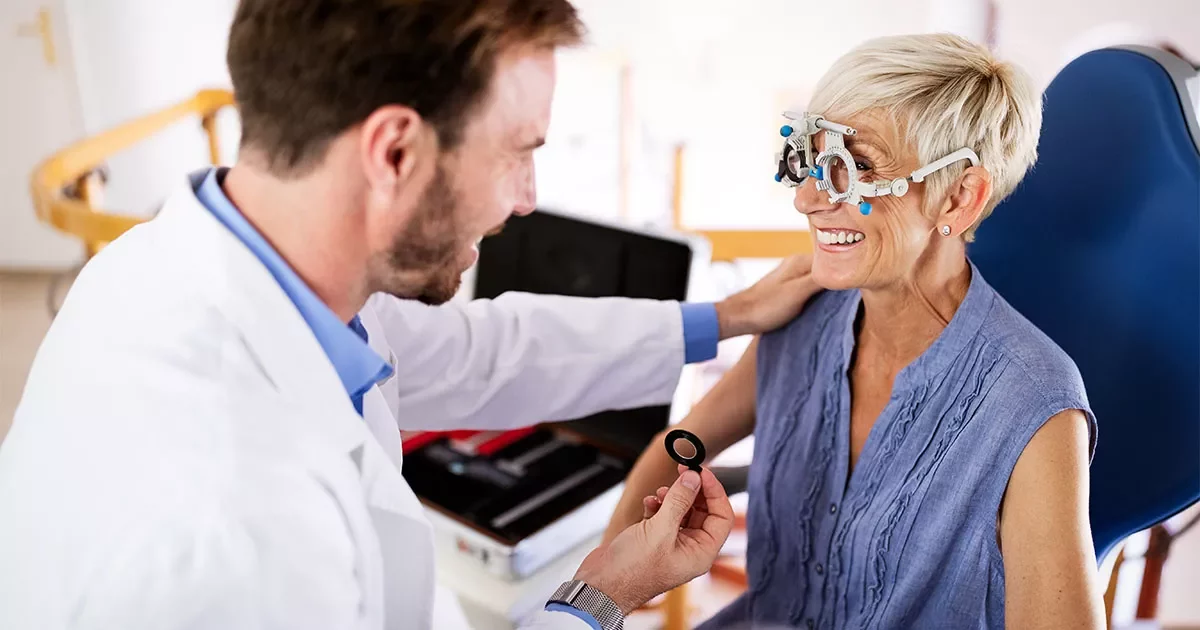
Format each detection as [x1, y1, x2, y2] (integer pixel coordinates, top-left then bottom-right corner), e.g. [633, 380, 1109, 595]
[194, 169, 720, 416]
[546, 602, 604, 629]
[680, 302, 719, 364]
[196, 169, 392, 415]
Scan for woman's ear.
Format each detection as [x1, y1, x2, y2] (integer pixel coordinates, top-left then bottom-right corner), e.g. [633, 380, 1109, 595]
[938, 166, 993, 236]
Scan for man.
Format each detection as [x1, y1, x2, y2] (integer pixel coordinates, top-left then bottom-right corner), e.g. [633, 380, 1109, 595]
[0, 1, 819, 629]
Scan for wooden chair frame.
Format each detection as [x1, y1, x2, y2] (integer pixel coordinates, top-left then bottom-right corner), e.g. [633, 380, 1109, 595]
[29, 89, 236, 258]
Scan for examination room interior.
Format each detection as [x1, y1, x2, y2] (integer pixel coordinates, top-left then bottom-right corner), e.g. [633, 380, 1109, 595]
[1, 0, 1198, 628]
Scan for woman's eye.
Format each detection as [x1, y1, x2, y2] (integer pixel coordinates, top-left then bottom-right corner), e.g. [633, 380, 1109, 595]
[855, 160, 872, 171]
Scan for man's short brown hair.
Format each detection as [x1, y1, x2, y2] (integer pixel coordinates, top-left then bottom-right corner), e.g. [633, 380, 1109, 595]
[227, 0, 584, 175]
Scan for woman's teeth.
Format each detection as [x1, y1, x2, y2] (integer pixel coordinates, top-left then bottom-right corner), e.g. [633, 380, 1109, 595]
[816, 229, 865, 245]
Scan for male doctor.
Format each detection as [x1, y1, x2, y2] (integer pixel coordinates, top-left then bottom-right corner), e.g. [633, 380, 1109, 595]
[0, 1, 819, 629]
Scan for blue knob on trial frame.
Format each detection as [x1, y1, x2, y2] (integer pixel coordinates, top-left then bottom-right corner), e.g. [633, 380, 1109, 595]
[780, 125, 794, 137]
[664, 429, 706, 472]
[812, 165, 824, 180]
[859, 202, 872, 215]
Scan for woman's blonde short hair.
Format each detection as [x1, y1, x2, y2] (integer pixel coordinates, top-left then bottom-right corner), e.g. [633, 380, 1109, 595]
[808, 33, 1042, 241]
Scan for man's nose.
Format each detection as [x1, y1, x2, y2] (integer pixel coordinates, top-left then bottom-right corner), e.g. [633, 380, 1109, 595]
[793, 178, 838, 215]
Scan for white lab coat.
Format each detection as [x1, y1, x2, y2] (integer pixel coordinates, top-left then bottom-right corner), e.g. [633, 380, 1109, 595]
[0, 175, 690, 630]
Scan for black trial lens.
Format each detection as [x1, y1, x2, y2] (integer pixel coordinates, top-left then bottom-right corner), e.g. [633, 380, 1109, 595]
[664, 429, 706, 472]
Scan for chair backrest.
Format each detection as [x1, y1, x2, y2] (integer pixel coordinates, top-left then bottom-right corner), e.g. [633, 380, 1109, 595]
[970, 46, 1200, 561]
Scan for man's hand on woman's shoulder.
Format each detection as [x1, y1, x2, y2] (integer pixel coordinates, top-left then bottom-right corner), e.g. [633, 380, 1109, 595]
[715, 254, 821, 339]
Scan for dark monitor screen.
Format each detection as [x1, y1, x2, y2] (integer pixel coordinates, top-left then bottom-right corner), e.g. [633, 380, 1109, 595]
[473, 210, 694, 457]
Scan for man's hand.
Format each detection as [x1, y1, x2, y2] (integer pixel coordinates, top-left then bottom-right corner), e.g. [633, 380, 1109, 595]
[573, 466, 734, 615]
[714, 254, 820, 339]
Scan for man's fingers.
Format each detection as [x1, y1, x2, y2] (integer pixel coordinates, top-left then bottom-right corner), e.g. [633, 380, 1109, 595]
[686, 506, 710, 530]
[643, 496, 661, 519]
[697, 468, 731, 514]
[652, 470, 702, 528]
[789, 273, 818, 294]
[671, 466, 714, 525]
[774, 253, 813, 279]
[669, 468, 704, 515]
[788, 253, 813, 271]
[695, 468, 735, 536]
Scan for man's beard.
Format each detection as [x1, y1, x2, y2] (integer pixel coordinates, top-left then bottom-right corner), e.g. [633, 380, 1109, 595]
[384, 165, 468, 305]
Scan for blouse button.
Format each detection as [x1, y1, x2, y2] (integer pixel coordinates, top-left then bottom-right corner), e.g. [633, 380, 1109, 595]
[815, 563, 824, 575]
[829, 503, 838, 515]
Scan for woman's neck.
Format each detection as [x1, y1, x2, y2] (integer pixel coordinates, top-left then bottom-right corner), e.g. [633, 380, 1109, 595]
[856, 245, 972, 370]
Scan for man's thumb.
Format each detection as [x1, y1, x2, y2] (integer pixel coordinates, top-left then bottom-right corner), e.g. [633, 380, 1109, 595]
[653, 471, 701, 526]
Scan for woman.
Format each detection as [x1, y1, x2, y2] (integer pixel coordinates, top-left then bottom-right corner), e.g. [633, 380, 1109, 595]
[605, 34, 1106, 628]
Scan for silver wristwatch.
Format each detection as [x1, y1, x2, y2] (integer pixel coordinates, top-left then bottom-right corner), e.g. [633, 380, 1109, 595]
[547, 580, 624, 630]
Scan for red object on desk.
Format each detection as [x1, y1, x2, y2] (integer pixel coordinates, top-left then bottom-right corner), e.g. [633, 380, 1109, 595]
[400, 431, 446, 454]
[400, 427, 536, 456]
[474, 427, 536, 456]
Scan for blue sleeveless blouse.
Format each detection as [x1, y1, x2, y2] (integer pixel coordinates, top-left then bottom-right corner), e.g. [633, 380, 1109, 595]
[700, 263, 1096, 630]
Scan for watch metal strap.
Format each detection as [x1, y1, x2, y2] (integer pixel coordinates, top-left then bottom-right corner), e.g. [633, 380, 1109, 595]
[548, 579, 624, 630]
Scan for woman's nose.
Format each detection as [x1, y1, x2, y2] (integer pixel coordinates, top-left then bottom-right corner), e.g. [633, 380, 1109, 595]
[793, 178, 837, 215]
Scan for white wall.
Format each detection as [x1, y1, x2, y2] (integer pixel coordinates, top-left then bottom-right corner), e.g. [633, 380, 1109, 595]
[0, 0, 90, 269]
[64, 0, 239, 217]
[997, 0, 1200, 86]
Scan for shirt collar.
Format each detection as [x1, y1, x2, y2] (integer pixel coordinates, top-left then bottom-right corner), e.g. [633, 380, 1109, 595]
[834, 261, 995, 393]
[194, 168, 393, 404]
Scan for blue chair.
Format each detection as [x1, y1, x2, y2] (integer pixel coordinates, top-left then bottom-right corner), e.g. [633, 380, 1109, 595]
[971, 46, 1200, 562]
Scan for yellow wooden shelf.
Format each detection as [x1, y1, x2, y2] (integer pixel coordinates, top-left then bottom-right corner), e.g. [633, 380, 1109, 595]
[695, 229, 812, 263]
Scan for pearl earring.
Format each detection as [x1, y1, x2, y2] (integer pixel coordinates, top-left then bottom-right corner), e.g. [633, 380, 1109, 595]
[941, 225, 952, 236]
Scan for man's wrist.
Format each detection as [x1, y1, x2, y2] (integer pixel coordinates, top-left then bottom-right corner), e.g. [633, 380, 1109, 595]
[548, 579, 627, 628]
[572, 565, 643, 616]
[713, 297, 747, 340]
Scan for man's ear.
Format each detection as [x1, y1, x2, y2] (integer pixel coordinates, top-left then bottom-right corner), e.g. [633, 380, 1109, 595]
[359, 105, 430, 191]
[937, 165, 993, 236]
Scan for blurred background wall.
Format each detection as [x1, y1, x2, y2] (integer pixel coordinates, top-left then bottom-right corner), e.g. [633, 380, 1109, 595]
[4, 0, 1197, 270]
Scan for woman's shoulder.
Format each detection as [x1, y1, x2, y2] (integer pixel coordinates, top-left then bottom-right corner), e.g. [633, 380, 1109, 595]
[755, 289, 856, 374]
[970, 274, 1098, 459]
[975, 280, 1089, 406]
[762, 289, 856, 343]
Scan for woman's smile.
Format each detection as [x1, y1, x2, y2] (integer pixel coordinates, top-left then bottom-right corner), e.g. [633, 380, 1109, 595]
[814, 226, 866, 252]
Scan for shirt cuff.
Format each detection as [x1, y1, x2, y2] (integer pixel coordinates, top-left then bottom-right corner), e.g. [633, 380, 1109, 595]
[544, 602, 603, 630]
[680, 302, 720, 364]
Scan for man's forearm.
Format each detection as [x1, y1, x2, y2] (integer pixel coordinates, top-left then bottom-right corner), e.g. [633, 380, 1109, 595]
[366, 292, 693, 431]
